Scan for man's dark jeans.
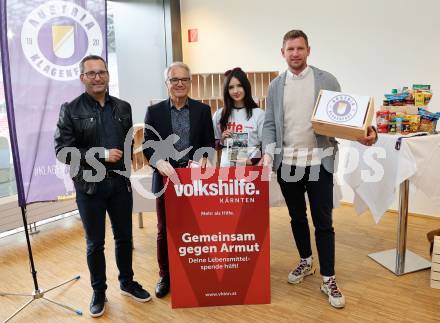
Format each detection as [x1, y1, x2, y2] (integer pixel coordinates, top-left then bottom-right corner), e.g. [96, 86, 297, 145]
[75, 174, 134, 291]
[277, 164, 335, 276]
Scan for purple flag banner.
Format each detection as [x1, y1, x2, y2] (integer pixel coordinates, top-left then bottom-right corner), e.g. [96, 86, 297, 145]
[0, 0, 107, 206]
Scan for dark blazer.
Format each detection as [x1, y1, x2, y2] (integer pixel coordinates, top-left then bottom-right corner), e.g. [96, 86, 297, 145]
[143, 97, 215, 193]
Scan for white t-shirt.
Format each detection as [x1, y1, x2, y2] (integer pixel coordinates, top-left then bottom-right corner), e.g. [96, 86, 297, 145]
[212, 107, 265, 167]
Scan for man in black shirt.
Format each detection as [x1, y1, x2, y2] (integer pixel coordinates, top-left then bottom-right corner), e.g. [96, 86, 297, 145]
[54, 55, 150, 317]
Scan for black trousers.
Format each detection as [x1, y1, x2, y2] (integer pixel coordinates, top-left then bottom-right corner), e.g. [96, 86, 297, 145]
[277, 164, 335, 276]
[153, 162, 188, 279]
[75, 175, 134, 291]
[155, 195, 169, 278]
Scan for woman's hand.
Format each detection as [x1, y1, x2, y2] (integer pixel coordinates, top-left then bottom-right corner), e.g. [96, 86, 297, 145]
[221, 129, 233, 141]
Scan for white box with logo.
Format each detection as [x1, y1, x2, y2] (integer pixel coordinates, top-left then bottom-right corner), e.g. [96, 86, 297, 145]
[311, 90, 374, 141]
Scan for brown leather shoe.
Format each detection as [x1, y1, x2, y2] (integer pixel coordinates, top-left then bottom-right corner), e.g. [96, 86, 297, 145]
[155, 275, 170, 298]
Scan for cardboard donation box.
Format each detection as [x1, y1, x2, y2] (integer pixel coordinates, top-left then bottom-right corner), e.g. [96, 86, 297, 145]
[312, 90, 374, 141]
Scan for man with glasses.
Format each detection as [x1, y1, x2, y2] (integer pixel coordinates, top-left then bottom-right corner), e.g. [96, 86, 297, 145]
[143, 62, 215, 298]
[54, 55, 151, 317]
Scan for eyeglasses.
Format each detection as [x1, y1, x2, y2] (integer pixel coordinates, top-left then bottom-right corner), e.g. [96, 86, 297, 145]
[224, 67, 243, 76]
[82, 70, 109, 79]
[168, 77, 191, 85]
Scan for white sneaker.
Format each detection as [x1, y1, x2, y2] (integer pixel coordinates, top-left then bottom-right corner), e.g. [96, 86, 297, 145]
[287, 258, 315, 284]
[320, 277, 345, 308]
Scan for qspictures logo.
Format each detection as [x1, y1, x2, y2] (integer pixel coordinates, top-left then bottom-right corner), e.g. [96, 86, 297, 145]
[326, 94, 358, 122]
[21, 0, 103, 81]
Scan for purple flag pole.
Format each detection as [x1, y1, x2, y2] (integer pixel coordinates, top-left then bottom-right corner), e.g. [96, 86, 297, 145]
[0, 0, 26, 207]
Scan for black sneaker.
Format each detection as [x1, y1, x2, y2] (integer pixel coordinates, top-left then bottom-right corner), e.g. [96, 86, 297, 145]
[120, 281, 152, 302]
[90, 291, 107, 317]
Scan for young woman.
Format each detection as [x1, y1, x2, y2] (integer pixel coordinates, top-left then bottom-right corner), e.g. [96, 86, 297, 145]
[212, 67, 265, 167]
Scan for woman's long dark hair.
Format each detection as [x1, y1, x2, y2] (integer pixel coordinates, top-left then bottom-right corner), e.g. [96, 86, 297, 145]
[219, 68, 258, 132]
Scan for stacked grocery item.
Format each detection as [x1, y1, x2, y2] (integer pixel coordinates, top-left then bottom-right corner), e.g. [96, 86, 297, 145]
[376, 85, 440, 134]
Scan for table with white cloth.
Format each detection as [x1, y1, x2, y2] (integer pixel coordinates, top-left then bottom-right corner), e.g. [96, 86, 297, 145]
[344, 133, 440, 275]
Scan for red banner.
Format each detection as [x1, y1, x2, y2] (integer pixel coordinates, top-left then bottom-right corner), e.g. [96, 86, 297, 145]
[164, 166, 270, 308]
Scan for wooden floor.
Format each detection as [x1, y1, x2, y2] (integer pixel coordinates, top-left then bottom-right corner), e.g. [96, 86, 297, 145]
[0, 205, 439, 322]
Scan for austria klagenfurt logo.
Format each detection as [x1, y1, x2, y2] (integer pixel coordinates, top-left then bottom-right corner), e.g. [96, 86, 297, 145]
[21, 0, 103, 81]
[326, 94, 358, 122]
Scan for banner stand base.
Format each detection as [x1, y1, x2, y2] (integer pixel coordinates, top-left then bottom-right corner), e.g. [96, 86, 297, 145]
[0, 275, 82, 322]
[0, 206, 83, 322]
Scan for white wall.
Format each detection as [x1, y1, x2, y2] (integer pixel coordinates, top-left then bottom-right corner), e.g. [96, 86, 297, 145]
[112, 0, 168, 123]
[181, 0, 440, 217]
